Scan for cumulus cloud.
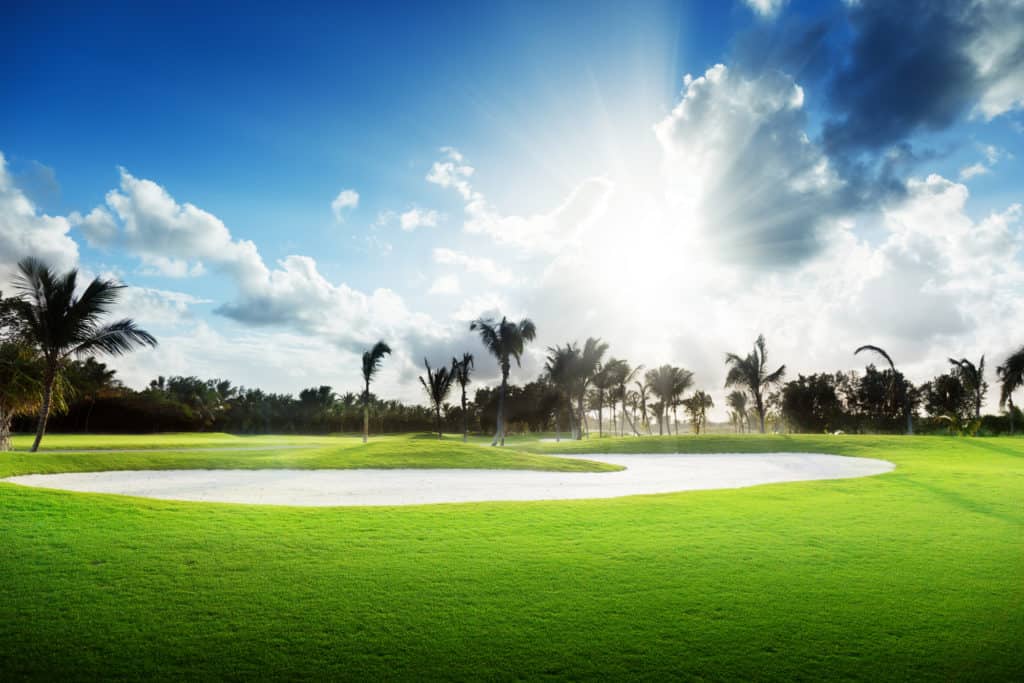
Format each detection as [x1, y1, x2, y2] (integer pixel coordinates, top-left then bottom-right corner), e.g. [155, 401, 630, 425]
[399, 207, 440, 231]
[653, 64, 842, 266]
[0, 151, 79, 283]
[331, 189, 359, 222]
[432, 247, 516, 286]
[427, 147, 614, 253]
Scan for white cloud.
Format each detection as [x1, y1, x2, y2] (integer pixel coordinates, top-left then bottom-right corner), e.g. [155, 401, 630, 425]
[743, 0, 787, 18]
[331, 189, 359, 222]
[653, 64, 842, 266]
[959, 162, 990, 179]
[427, 274, 460, 295]
[399, 207, 440, 231]
[0, 151, 79, 283]
[432, 247, 516, 286]
[427, 147, 614, 253]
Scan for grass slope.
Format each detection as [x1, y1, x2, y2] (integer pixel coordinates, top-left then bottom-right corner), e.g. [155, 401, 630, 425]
[0, 435, 619, 476]
[1, 434, 1022, 680]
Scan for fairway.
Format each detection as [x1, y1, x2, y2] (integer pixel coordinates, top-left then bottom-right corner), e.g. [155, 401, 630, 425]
[1, 433, 1022, 680]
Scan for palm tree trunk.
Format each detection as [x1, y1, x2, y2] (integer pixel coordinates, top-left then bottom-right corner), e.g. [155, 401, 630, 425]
[756, 395, 766, 434]
[435, 406, 443, 439]
[576, 395, 585, 440]
[1007, 395, 1015, 438]
[597, 396, 603, 438]
[461, 388, 468, 442]
[362, 380, 369, 444]
[492, 369, 507, 447]
[30, 365, 56, 453]
[0, 407, 11, 452]
[904, 392, 913, 436]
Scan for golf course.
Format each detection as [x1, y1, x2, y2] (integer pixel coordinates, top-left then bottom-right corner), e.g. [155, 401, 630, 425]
[2, 433, 1021, 680]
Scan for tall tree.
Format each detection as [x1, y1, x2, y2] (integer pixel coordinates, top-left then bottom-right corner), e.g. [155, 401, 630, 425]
[949, 356, 987, 421]
[0, 341, 57, 451]
[470, 316, 536, 446]
[419, 358, 454, 439]
[725, 390, 749, 433]
[610, 360, 642, 436]
[11, 258, 157, 451]
[574, 337, 608, 439]
[997, 346, 1024, 435]
[451, 353, 474, 442]
[544, 343, 579, 441]
[591, 359, 625, 438]
[854, 344, 913, 435]
[683, 390, 714, 434]
[634, 379, 652, 434]
[725, 334, 786, 434]
[361, 340, 391, 443]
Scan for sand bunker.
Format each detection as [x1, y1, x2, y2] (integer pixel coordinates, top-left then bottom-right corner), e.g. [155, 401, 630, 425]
[3, 452, 893, 506]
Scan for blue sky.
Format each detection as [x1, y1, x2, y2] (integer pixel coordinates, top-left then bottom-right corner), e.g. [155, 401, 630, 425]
[2, 0, 1023, 410]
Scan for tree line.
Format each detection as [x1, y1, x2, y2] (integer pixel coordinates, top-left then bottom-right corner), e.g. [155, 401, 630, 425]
[2, 258, 1024, 450]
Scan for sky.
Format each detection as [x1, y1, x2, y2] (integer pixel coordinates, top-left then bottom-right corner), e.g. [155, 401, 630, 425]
[2, 0, 1024, 417]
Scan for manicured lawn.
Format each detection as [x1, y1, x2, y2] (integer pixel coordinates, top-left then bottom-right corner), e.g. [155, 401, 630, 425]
[7, 431, 340, 451]
[1, 434, 1022, 680]
[0, 434, 619, 475]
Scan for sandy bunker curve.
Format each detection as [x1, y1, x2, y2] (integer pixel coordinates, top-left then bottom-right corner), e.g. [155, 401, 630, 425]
[3, 453, 893, 506]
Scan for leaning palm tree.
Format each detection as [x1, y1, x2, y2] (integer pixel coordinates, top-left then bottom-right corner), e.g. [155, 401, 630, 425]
[949, 356, 986, 421]
[361, 340, 391, 443]
[12, 258, 157, 452]
[419, 358, 454, 439]
[725, 334, 785, 434]
[726, 390, 749, 433]
[997, 346, 1024, 435]
[451, 353, 474, 442]
[854, 344, 912, 435]
[471, 316, 537, 446]
[0, 341, 62, 451]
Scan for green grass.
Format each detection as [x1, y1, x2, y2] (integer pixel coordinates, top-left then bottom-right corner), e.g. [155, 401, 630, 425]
[8, 431, 339, 451]
[0, 434, 620, 475]
[1, 434, 1022, 680]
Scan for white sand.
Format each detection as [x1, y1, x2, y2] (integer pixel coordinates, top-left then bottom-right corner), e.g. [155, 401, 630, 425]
[3, 452, 893, 507]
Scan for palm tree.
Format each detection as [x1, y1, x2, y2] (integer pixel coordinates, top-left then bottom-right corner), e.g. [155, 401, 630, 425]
[591, 359, 627, 437]
[634, 379, 652, 434]
[854, 344, 912, 435]
[725, 334, 785, 434]
[0, 341, 59, 451]
[949, 356, 986, 421]
[726, 390, 749, 433]
[645, 365, 693, 435]
[683, 390, 714, 434]
[544, 343, 579, 441]
[12, 258, 157, 451]
[609, 360, 642, 436]
[419, 358, 454, 439]
[361, 340, 391, 443]
[470, 316, 536, 446]
[670, 367, 694, 435]
[997, 346, 1024, 435]
[451, 353, 474, 442]
[574, 337, 608, 439]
